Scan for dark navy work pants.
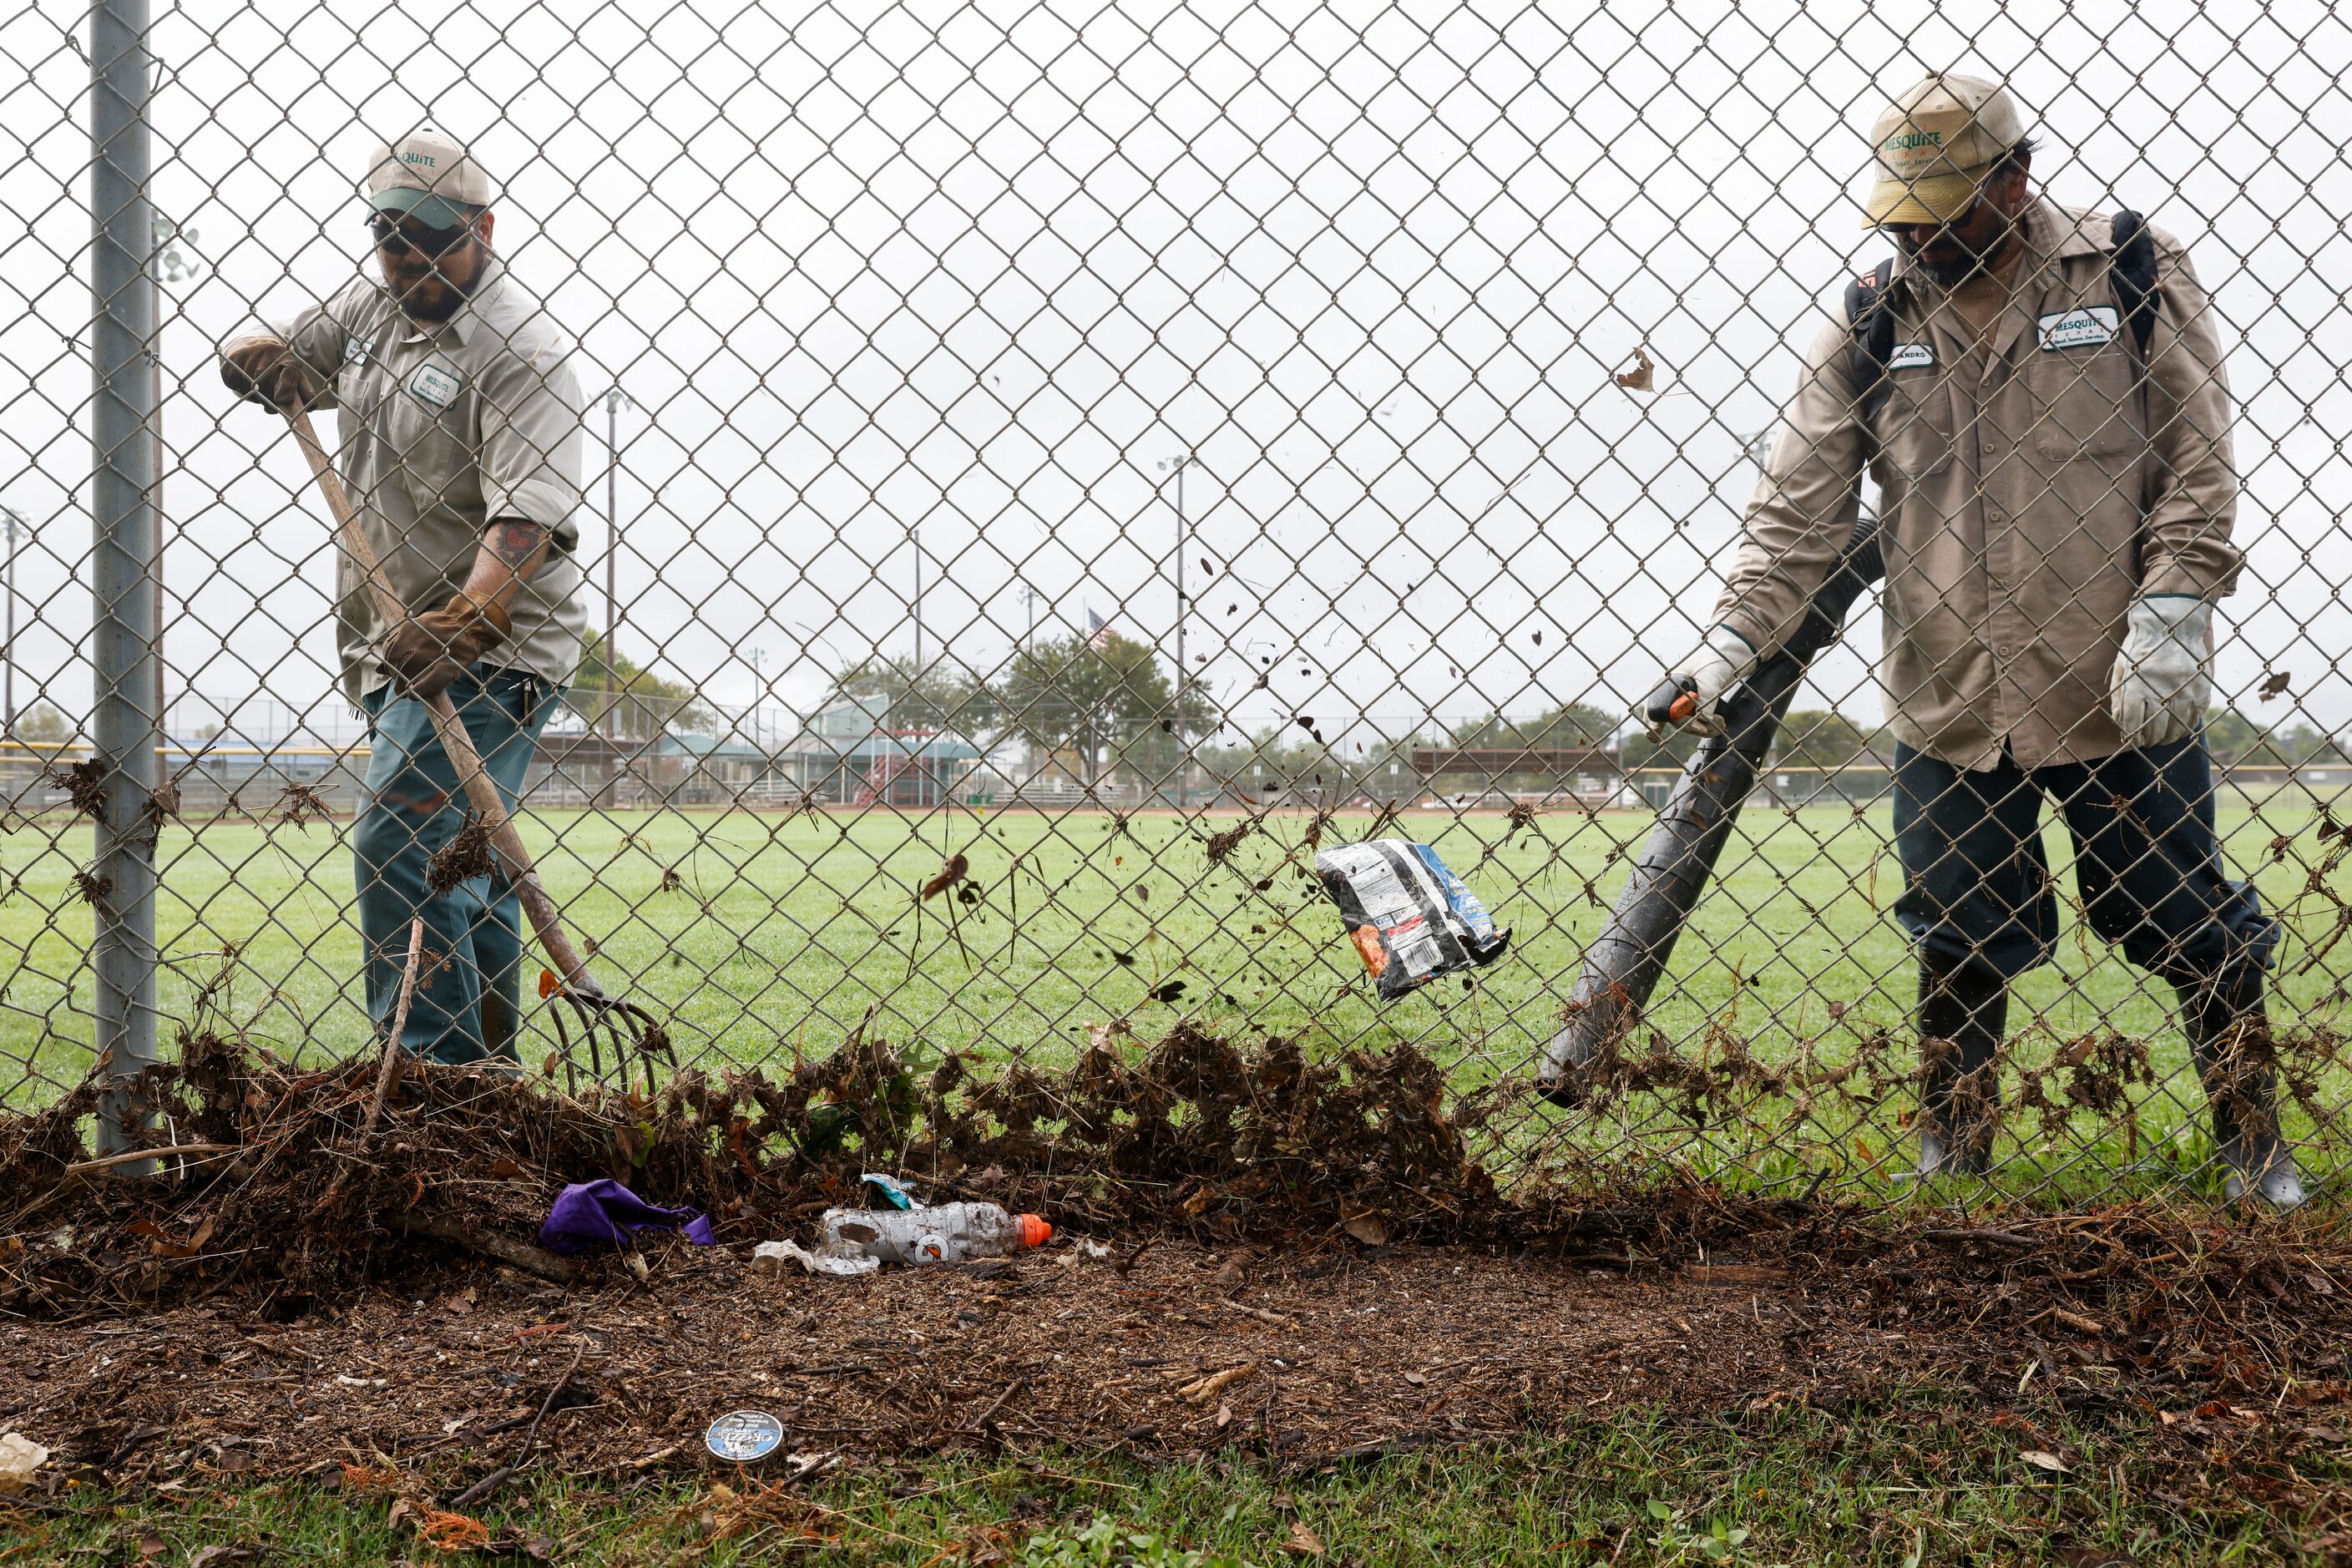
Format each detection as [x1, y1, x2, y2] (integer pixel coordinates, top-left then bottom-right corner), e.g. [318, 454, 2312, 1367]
[1891, 732, 2276, 983]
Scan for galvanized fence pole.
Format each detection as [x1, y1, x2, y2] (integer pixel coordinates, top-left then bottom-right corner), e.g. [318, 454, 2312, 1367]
[89, 0, 160, 1151]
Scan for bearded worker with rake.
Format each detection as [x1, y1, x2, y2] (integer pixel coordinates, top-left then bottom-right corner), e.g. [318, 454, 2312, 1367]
[1641, 76, 2302, 1207]
[220, 129, 589, 1067]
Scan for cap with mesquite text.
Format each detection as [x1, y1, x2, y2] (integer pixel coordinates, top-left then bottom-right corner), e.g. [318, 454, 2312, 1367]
[1860, 73, 2026, 229]
[365, 127, 493, 230]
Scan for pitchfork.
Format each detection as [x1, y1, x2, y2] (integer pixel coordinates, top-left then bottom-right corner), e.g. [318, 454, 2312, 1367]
[287, 410, 674, 1095]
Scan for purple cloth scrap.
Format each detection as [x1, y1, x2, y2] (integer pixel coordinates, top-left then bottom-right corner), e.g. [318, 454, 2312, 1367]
[539, 1178, 716, 1255]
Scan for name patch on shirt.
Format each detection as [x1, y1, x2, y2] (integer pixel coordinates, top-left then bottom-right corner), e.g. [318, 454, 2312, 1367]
[1887, 341, 1935, 371]
[343, 333, 373, 368]
[2036, 306, 2119, 352]
[407, 363, 463, 411]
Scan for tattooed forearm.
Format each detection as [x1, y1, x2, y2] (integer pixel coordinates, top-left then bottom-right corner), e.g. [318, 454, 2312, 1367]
[485, 518, 549, 570]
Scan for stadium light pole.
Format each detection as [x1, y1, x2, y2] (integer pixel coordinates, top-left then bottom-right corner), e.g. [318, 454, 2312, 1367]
[604, 387, 632, 738]
[1157, 453, 1193, 802]
[1, 504, 23, 739]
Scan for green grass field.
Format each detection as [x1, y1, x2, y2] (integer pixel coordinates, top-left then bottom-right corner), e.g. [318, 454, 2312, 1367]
[20, 1399, 2313, 1565]
[6, 797, 2348, 1196]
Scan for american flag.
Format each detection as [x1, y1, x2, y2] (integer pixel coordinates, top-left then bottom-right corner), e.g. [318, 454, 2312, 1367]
[1085, 607, 1114, 647]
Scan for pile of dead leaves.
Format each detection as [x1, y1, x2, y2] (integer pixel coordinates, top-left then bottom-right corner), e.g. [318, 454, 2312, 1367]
[0, 1023, 1608, 1314]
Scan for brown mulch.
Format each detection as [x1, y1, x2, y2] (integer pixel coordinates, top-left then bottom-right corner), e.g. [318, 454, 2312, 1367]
[5, 1029, 2352, 1515]
[0, 1240, 1852, 1482]
[0, 1234, 2163, 1477]
[3, 1225, 2348, 1528]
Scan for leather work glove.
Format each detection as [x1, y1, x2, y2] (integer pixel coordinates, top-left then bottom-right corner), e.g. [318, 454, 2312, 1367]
[1636, 625, 1758, 739]
[220, 336, 321, 414]
[382, 593, 512, 702]
[2108, 594, 2213, 751]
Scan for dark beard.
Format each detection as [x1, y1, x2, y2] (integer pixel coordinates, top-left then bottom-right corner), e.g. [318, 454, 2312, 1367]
[396, 248, 487, 324]
[1913, 250, 1986, 288]
[1904, 225, 2021, 289]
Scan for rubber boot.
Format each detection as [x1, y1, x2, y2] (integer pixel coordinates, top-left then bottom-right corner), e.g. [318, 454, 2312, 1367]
[1916, 963, 2007, 1177]
[2174, 968, 2305, 1211]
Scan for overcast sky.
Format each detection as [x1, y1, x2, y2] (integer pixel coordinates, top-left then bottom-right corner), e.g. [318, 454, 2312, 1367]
[3, 0, 2349, 749]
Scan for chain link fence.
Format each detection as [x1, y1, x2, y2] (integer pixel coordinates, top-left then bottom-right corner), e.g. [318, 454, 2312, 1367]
[5, 0, 2351, 1208]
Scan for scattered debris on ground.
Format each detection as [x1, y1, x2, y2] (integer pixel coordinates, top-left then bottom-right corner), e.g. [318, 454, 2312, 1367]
[3, 1029, 2349, 1545]
[1, 1024, 1560, 1313]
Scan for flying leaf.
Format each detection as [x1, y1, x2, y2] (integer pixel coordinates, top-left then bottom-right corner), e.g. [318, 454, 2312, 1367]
[918, 852, 970, 900]
[1616, 346, 1655, 391]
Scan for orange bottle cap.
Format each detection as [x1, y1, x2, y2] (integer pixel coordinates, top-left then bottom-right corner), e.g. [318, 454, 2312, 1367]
[1017, 1213, 1052, 1249]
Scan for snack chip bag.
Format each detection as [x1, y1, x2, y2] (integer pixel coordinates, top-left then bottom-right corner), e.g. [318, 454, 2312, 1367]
[1313, 839, 1510, 1000]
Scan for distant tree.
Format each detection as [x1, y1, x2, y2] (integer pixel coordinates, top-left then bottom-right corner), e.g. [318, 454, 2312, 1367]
[1449, 701, 1618, 750]
[13, 702, 69, 743]
[1618, 725, 1699, 776]
[2273, 723, 2349, 766]
[995, 630, 1187, 787]
[2203, 708, 2347, 769]
[2203, 708, 2262, 766]
[569, 634, 716, 736]
[1774, 710, 1871, 771]
[827, 653, 998, 737]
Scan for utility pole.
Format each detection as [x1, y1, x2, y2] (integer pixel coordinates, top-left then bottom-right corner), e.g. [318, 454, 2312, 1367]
[1157, 453, 1193, 804]
[911, 524, 923, 679]
[1, 505, 23, 739]
[604, 387, 630, 738]
[149, 216, 200, 746]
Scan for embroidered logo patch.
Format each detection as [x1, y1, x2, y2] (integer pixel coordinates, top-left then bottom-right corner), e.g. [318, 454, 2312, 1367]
[1887, 341, 1935, 371]
[343, 333, 372, 368]
[2037, 306, 2119, 352]
[407, 363, 462, 410]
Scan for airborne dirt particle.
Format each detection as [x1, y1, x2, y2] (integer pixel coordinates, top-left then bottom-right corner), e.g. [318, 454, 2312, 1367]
[425, 818, 498, 893]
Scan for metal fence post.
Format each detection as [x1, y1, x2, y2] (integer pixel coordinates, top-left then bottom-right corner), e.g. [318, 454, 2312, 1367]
[89, 0, 160, 1151]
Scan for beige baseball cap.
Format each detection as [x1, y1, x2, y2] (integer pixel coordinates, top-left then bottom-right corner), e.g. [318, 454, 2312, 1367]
[365, 128, 493, 230]
[1860, 74, 2026, 228]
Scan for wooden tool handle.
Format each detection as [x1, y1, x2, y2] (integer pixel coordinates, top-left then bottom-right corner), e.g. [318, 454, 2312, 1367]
[289, 412, 602, 998]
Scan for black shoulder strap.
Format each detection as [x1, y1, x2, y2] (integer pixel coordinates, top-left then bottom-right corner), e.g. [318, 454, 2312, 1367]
[1844, 257, 1898, 428]
[2108, 208, 2160, 357]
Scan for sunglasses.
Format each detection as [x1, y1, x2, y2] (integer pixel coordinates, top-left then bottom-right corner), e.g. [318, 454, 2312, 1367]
[367, 215, 473, 258]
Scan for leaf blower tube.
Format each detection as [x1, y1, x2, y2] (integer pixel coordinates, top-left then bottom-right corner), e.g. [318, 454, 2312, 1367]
[1537, 514, 1884, 1105]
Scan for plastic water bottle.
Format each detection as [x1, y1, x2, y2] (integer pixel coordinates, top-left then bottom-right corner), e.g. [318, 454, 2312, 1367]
[818, 1201, 1051, 1266]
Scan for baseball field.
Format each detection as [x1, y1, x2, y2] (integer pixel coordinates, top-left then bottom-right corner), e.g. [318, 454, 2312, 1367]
[6, 797, 2348, 1192]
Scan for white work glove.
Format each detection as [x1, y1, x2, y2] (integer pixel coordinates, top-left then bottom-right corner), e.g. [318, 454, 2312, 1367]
[2108, 595, 2213, 751]
[1637, 625, 1758, 737]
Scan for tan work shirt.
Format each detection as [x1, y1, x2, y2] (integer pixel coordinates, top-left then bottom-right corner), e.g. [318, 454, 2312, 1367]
[266, 259, 589, 704]
[1714, 199, 2240, 770]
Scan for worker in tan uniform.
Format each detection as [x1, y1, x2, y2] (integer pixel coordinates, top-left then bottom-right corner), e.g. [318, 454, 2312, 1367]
[219, 129, 588, 1066]
[1641, 76, 2299, 1206]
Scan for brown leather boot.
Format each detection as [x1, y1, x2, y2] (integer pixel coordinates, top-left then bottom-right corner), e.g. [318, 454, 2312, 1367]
[1916, 962, 2006, 1177]
[2174, 968, 2305, 1211]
